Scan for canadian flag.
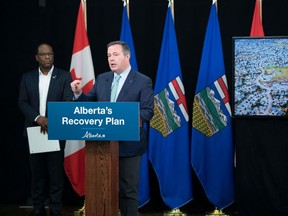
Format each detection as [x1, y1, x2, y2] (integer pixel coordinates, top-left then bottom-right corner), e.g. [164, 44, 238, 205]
[64, 0, 95, 196]
[250, 0, 264, 36]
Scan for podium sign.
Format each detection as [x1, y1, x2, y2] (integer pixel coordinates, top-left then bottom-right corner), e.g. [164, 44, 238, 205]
[47, 102, 139, 141]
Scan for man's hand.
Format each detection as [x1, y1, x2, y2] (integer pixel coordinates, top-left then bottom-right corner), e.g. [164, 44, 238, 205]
[36, 116, 48, 134]
[71, 80, 82, 96]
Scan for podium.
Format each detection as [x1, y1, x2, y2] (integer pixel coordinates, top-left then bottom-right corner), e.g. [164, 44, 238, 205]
[47, 102, 140, 216]
[85, 140, 119, 216]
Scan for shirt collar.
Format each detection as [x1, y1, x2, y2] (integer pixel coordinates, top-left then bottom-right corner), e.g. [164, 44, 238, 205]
[38, 65, 54, 76]
[114, 66, 131, 80]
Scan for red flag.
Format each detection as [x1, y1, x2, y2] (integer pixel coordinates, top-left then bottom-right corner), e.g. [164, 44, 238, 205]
[250, 0, 264, 36]
[64, 0, 95, 196]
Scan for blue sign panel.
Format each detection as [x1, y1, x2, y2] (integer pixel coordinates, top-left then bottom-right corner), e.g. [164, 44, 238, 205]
[48, 102, 140, 141]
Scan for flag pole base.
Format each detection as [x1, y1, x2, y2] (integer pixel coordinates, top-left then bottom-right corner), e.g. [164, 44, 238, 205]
[74, 202, 85, 216]
[205, 209, 229, 216]
[164, 208, 187, 216]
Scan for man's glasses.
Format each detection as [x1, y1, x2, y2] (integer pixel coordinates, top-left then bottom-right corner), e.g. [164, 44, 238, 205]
[37, 53, 54, 57]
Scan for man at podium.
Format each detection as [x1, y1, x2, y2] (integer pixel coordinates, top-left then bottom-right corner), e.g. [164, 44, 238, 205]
[70, 40, 154, 216]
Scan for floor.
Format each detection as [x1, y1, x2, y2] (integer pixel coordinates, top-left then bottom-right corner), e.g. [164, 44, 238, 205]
[0, 203, 238, 216]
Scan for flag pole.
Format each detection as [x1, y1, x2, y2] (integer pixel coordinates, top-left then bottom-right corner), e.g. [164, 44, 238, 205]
[74, 1, 86, 215]
[82, 0, 87, 29]
[171, 0, 174, 20]
[259, 0, 262, 22]
[127, 0, 130, 20]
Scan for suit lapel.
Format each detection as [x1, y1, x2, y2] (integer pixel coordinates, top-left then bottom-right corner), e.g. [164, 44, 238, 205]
[103, 73, 114, 102]
[32, 70, 40, 107]
[117, 70, 136, 101]
[47, 68, 58, 100]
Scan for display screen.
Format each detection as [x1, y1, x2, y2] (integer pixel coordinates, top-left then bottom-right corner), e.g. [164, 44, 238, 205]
[232, 36, 288, 118]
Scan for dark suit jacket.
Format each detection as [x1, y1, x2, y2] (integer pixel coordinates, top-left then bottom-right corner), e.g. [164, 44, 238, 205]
[18, 67, 73, 136]
[78, 69, 154, 156]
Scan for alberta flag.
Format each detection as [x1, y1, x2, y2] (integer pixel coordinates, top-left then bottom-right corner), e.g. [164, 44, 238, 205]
[191, 0, 234, 210]
[64, 0, 95, 196]
[120, 2, 138, 71]
[120, 2, 150, 208]
[148, 3, 193, 209]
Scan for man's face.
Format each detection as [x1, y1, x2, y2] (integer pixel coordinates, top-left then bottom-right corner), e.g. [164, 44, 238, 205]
[107, 44, 130, 73]
[36, 44, 54, 70]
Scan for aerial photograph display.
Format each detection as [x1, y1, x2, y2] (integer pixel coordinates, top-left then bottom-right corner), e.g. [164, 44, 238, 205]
[233, 37, 288, 117]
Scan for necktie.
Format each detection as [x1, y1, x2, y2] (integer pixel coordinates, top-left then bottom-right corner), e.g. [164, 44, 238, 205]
[110, 74, 121, 102]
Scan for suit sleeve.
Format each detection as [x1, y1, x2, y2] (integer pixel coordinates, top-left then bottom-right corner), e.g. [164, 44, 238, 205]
[140, 77, 154, 122]
[18, 73, 40, 123]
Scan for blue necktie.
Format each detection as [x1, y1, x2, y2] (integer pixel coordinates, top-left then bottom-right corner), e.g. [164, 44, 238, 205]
[110, 74, 121, 102]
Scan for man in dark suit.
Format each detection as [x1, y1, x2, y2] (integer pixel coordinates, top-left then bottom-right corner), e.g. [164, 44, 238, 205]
[71, 40, 154, 216]
[18, 43, 73, 216]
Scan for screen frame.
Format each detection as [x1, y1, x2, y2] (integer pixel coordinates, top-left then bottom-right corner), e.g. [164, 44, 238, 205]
[232, 36, 288, 118]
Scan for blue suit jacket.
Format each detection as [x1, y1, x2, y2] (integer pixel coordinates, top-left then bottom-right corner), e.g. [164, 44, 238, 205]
[78, 69, 154, 156]
[18, 67, 73, 136]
